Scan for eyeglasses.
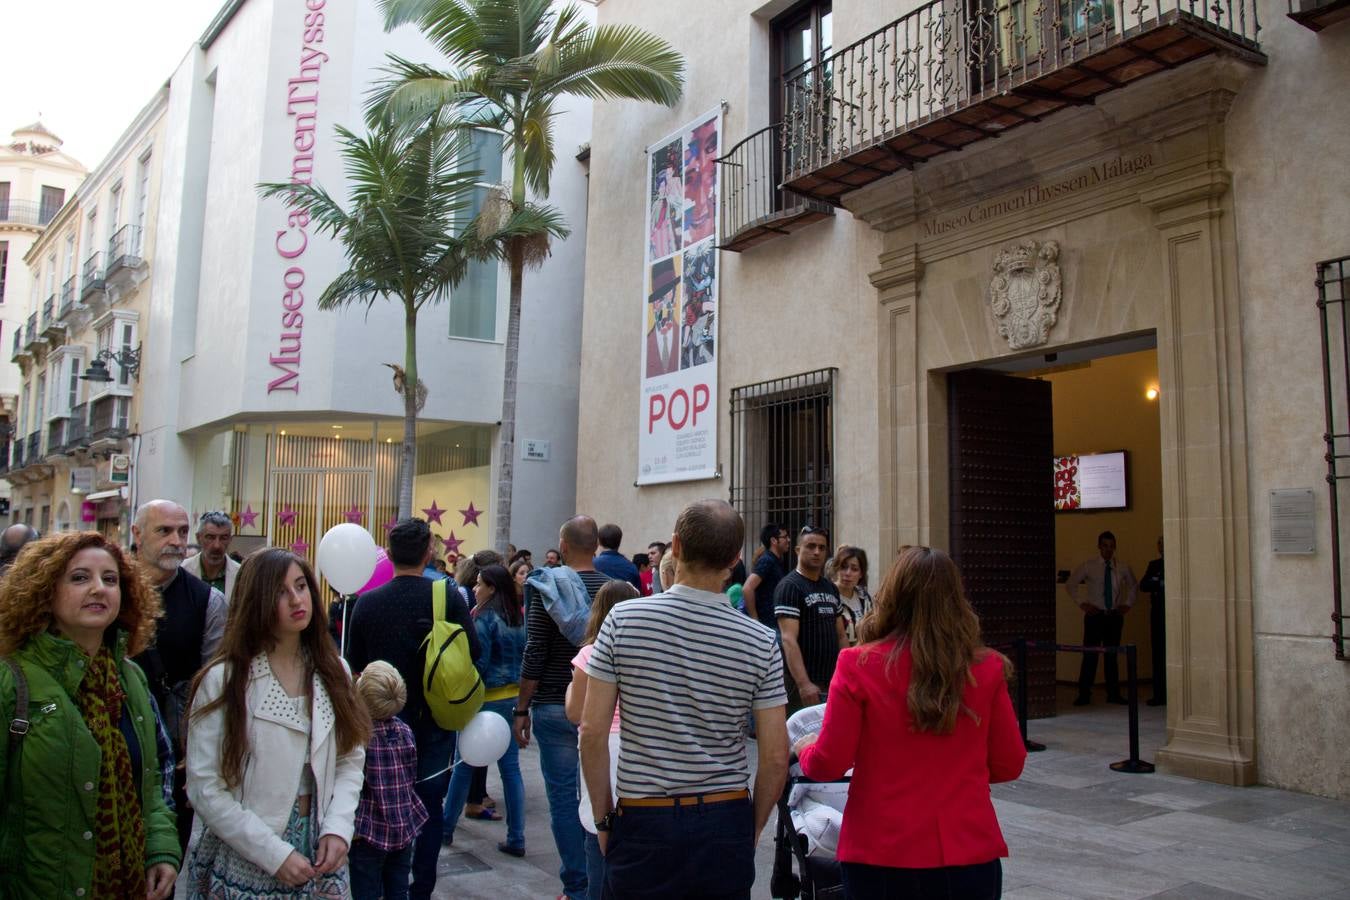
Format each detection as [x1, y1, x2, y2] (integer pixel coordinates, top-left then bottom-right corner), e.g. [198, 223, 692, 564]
[799, 525, 828, 539]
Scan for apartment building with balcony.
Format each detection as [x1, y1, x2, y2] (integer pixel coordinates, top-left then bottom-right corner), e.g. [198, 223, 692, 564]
[0, 122, 86, 506]
[3, 94, 166, 540]
[577, 0, 1350, 798]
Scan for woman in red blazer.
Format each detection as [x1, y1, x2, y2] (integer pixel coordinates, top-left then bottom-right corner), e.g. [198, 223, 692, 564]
[796, 546, 1026, 899]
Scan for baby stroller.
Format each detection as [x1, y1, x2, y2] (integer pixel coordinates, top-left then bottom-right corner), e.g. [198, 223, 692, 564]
[770, 763, 848, 899]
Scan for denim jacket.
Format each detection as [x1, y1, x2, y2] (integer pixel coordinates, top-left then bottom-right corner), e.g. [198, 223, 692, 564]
[474, 607, 527, 689]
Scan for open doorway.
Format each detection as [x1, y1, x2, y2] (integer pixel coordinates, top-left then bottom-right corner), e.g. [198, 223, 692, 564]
[947, 335, 1165, 754]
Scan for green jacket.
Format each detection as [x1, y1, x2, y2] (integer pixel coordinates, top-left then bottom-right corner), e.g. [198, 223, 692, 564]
[0, 630, 181, 899]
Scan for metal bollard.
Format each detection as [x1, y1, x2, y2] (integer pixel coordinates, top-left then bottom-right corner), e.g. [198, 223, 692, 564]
[1110, 644, 1155, 774]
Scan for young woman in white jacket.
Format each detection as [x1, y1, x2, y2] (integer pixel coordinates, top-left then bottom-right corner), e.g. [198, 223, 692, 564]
[185, 548, 371, 898]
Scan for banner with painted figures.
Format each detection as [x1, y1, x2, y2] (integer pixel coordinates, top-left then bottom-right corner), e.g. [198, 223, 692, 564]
[638, 108, 721, 485]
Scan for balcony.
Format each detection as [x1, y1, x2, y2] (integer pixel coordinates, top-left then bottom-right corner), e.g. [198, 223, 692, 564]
[59, 276, 77, 319]
[46, 417, 68, 457]
[716, 123, 834, 252]
[65, 402, 89, 452]
[9, 440, 21, 471]
[11, 329, 28, 364]
[89, 395, 130, 443]
[1289, 0, 1350, 29]
[105, 225, 144, 289]
[780, 0, 1264, 204]
[25, 431, 40, 463]
[41, 294, 64, 341]
[0, 199, 56, 228]
[0, 440, 9, 475]
[22, 313, 39, 350]
[81, 252, 106, 302]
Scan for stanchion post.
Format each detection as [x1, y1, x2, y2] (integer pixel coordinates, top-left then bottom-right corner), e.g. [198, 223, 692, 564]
[1110, 644, 1155, 774]
[1014, 637, 1046, 752]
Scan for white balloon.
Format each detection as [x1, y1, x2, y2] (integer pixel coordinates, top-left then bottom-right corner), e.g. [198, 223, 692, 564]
[315, 523, 379, 594]
[458, 709, 512, 766]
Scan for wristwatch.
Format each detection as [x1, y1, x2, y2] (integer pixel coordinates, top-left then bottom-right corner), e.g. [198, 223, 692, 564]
[594, 809, 617, 832]
[513, 708, 530, 717]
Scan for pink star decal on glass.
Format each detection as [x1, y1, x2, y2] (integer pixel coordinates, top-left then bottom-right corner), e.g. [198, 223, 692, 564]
[344, 504, 364, 525]
[459, 502, 483, 527]
[422, 500, 446, 525]
[382, 516, 398, 532]
[278, 504, 298, 527]
[291, 538, 310, 556]
[239, 505, 259, 528]
[443, 531, 464, 554]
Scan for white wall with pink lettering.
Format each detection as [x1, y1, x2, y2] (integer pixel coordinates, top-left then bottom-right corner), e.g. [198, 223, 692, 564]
[135, 0, 591, 555]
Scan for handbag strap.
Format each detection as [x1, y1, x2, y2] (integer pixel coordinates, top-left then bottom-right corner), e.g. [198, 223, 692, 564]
[1, 657, 27, 756]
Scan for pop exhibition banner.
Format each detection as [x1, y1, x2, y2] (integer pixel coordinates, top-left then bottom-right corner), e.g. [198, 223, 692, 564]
[637, 107, 721, 485]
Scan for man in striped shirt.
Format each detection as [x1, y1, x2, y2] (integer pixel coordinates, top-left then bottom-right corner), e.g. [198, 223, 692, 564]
[581, 500, 789, 899]
[515, 515, 612, 900]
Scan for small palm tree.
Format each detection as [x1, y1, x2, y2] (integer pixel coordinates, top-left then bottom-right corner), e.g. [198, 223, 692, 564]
[259, 119, 565, 518]
[372, 0, 685, 552]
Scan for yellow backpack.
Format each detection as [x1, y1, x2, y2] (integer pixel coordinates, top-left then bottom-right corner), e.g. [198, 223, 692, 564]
[420, 579, 484, 731]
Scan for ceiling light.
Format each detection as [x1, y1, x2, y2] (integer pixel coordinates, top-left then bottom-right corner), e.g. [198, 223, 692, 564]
[279, 429, 286, 436]
[1145, 387, 1159, 401]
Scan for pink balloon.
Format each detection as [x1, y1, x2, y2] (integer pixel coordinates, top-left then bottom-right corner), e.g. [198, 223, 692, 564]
[358, 549, 395, 594]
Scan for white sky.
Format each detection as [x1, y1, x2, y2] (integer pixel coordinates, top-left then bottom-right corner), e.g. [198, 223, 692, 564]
[1, 0, 227, 167]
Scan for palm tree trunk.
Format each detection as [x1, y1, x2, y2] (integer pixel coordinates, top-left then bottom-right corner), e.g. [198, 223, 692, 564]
[494, 249, 523, 554]
[400, 302, 418, 520]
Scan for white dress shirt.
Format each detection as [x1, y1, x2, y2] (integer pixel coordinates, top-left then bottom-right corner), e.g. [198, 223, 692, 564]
[1065, 556, 1138, 611]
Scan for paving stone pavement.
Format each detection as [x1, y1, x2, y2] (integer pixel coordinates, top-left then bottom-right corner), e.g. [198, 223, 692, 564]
[430, 686, 1350, 899]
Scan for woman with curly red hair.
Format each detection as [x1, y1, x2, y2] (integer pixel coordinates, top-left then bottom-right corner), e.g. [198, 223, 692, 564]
[0, 531, 181, 900]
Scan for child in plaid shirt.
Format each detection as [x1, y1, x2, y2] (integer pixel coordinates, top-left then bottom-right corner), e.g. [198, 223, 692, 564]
[350, 661, 429, 900]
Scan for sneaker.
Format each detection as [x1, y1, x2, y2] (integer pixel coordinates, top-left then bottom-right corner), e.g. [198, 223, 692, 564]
[498, 841, 526, 858]
[1072, 695, 1091, 706]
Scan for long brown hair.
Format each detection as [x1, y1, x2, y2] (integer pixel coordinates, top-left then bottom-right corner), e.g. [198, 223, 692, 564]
[583, 579, 640, 645]
[189, 548, 371, 789]
[859, 546, 1007, 734]
[0, 531, 160, 656]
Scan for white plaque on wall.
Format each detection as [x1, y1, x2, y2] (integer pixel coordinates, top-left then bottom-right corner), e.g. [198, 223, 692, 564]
[1270, 489, 1316, 554]
[522, 439, 551, 462]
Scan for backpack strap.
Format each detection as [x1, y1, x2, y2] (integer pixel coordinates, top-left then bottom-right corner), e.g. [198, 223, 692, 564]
[432, 577, 447, 625]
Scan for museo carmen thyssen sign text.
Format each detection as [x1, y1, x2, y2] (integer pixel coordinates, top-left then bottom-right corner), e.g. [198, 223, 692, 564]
[268, 0, 329, 394]
[921, 152, 1155, 238]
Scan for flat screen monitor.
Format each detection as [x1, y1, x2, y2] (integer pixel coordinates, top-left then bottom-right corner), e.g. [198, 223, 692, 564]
[1054, 451, 1128, 511]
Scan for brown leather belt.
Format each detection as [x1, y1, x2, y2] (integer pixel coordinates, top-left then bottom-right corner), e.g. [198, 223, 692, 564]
[618, 789, 749, 809]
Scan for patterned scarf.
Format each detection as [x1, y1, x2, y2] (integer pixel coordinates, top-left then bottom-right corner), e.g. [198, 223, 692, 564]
[74, 647, 147, 897]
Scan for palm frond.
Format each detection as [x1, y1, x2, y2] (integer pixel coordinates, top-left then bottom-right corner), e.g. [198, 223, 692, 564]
[539, 24, 684, 106]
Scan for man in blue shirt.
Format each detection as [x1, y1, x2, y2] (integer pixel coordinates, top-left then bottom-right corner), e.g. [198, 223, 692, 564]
[593, 523, 641, 589]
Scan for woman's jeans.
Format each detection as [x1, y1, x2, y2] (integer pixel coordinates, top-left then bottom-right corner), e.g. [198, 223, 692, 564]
[840, 859, 1002, 900]
[441, 698, 526, 849]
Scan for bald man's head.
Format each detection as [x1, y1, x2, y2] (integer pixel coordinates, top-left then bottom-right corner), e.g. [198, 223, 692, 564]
[0, 524, 39, 569]
[558, 515, 599, 564]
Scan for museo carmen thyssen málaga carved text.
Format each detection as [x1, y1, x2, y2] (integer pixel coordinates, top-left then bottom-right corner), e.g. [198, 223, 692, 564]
[922, 152, 1155, 238]
[268, 0, 329, 395]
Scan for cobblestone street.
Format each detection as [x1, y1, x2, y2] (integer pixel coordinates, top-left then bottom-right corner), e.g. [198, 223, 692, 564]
[432, 689, 1350, 899]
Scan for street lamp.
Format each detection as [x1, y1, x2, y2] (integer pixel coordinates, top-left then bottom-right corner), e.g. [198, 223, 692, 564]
[80, 344, 143, 383]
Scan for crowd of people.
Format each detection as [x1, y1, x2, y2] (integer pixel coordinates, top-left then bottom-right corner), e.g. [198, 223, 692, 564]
[0, 499, 1029, 900]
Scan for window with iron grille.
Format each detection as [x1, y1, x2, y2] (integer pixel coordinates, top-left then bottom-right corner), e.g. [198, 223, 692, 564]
[730, 367, 836, 566]
[0, 241, 7, 303]
[1317, 254, 1350, 661]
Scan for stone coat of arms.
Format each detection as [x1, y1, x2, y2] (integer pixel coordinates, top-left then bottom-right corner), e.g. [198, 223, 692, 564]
[989, 240, 1062, 350]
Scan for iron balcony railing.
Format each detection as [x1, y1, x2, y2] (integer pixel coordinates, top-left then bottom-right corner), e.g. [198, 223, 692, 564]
[66, 402, 89, 450]
[10, 440, 22, 470]
[90, 395, 130, 441]
[81, 252, 105, 300]
[10, 329, 22, 361]
[0, 439, 9, 474]
[781, 0, 1262, 200]
[23, 313, 37, 347]
[60, 277, 76, 318]
[0, 199, 56, 227]
[106, 225, 143, 277]
[47, 417, 67, 455]
[41, 295, 55, 330]
[25, 432, 40, 462]
[716, 122, 834, 252]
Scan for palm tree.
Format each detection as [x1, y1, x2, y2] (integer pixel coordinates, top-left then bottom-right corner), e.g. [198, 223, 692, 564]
[371, 0, 684, 552]
[259, 119, 565, 518]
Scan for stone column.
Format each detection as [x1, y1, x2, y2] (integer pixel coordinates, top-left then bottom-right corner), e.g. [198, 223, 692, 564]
[1143, 161, 1257, 786]
[870, 246, 923, 555]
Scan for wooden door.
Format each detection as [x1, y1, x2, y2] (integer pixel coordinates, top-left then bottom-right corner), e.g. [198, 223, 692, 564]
[948, 370, 1057, 717]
